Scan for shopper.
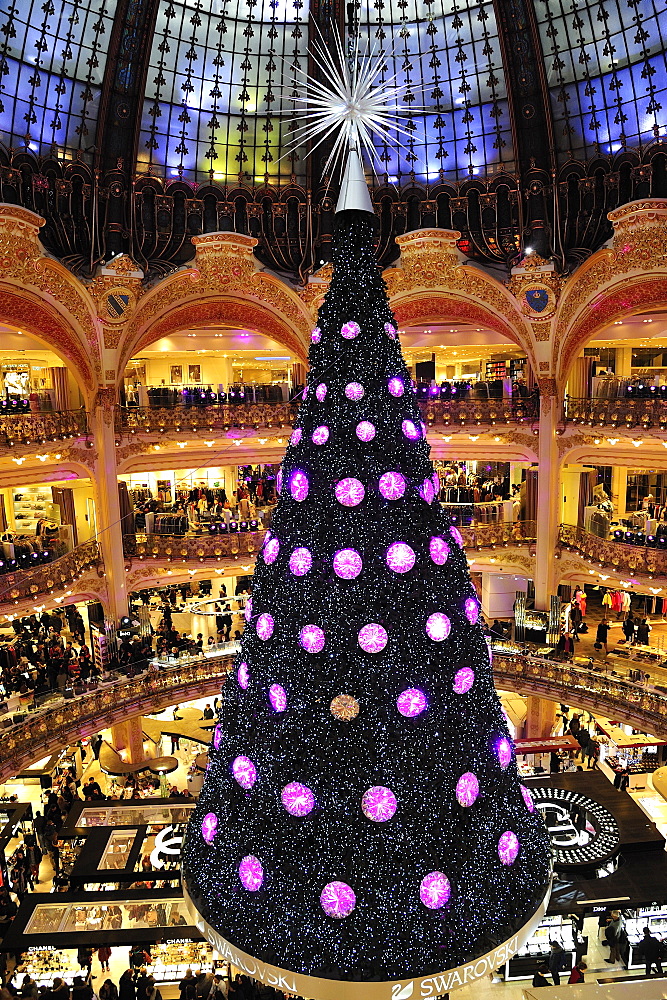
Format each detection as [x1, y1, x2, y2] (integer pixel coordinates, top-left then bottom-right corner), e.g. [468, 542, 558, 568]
[548, 940, 567, 985]
[179, 971, 197, 1000]
[100, 983, 118, 1000]
[568, 961, 587, 984]
[637, 927, 663, 977]
[203, 704, 214, 720]
[98, 945, 112, 972]
[622, 613, 636, 644]
[532, 965, 550, 988]
[586, 739, 600, 769]
[50, 980, 70, 1000]
[71, 979, 93, 1000]
[118, 971, 136, 1000]
[636, 618, 651, 646]
[596, 619, 610, 656]
[619, 768, 630, 792]
[605, 910, 627, 966]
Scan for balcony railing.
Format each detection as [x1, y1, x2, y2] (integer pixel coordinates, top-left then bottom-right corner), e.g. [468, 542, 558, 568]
[459, 521, 537, 548]
[0, 410, 88, 449]
[559, 523, 667, 575]
[0, 540, 100, 605]
[565, 397, 667, 429]
[123, 529, 268, 562]
[419, 397, 538, 426]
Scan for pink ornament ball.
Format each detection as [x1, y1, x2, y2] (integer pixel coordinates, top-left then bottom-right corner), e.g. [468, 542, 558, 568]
[464, 597, 479, 624]
[455, 772, 479, 807]
[379, 471, 406, 500]
[521, 785, 535, 813]
[420, 871, 451, 910]
[453, 666, 475, 694]
[276, 469, 282, 494]
[426, 612, 451, 642]
[237, 662, 250, 689]
[388, 377, 404, 397]
[290, 428, 302, 446]
[289, 470, 309, 502]
[429, 536, 450, 565]
[239, 855, 264, 891]
[341, 321, 360, 340]
[384, 322, 397, 339]
[213, 724, 222, 749]
[300, 624, 325, 653]
[335, 477, 365, 507]
[311, 327, 321, 344]
[498, 831, 519, 866]
[244, 597, 252, 622]
[386, 542, 416, 574]
[256, 613, 274, 640]
[356, 420, 375, 442]
[289, 547, 312, 576]
[316, 383, 328, 401]
[320, 881, 356, 918]
[345, 382, 365, 401]
[402, 419, 421, 440]
[358, 623, 388, 653]
[268, 683, 287, 712]
[263, 537, 280, 564]
[497, 737, 512, 769]
[311, 425, 329, 445]
[201, 812, 218, 844]
[361, 785, 397, 822]
[450, 526, 464, 546]
[333, 548, 363, 580]
[397, 688, 427, 717]
[419, 479, 435, 504]
[281, 781, 315, 817]
[232, 756, 257, 789]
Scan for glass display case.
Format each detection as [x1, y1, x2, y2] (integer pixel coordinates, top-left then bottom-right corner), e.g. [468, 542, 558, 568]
[24, 897, 191, 935]
[12, 947, 80, 988]
[74, 803, 195, 828]
[505, 915, 577, 980]
[150, 940, 218, 982]
[626, 906, 667, 968]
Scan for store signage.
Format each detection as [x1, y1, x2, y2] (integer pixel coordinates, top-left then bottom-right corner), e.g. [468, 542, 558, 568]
[118, 615, 140, 639]
[150, 825, 183, 869]
[531, 787, 620, 868]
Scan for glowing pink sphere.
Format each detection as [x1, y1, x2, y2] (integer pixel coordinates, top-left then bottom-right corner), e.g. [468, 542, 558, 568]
[333, 548, 363, 579]
[213, 724, 222, 749]
[320, 881, 356, 918]
[361, 786, 397, 822]
[237, 662, 250, 689]
[497, 737, 512, 769]
[244, 597, 252, 622]
[521, 785, 535, 813]
[281, 781, 315, 817]
[201, 812, 217, 844]
[239, 855, 264, 891]
[256, 613, 274, 640]
[289, 470, 309, 502]
[268, 684, 287, 712]
[464, 597, 479, 624]
[402, 419, 420, 440]
[335, 477, 365, 507]
[311, 327, 321, 344]
[426, 612, 451, 642]
[341, 321, 360, 340]
[379, 471, 406, 500]
[300, 624, 325, 653]
[420, 872, 451, 910]
[455, 772, 479, 807]
[429, 536, 450, 565]
[232, 756, 257, 789]
[263, 537, 280, 564]
[316, 383, 328, 401]
[290, 428, 302, 446]
[276, 469, 282, 493]
[312, 425, 330, 445]
[384, 322, 397, 339]
[498, 831, 519, 866]
[420, 479, 435, 504]
[388, 377, 404, 397]
[356, 420, 376, 442]
[450, 526, 464, 546]
[289, 547, 312, 576]
[386, 542, 416, 574]
[397, 688, 427, 717]
[345, 382, 364, 401]
[453, 666, 475, 693]
[358, 623, 388, 653]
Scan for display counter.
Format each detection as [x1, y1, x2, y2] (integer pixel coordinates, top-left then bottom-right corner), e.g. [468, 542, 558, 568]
[61, 799, 195, 835]
[504, 914, 578, 980]
[626, 906, 667, 969]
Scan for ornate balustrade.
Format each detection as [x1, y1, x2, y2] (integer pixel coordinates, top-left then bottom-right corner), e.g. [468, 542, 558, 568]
[122, 530, 268, 562]
[419, 397, 538, 426]
[459, 521, 537, 548]
[559, 523, 665, 575]
[0, 410, 87, 450]
[0, 539, 100, 604]
[565, 397, 667, 430]
[3, 649, 667, 784]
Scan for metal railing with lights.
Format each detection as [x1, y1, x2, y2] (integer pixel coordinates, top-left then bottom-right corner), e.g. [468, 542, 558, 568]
[458, 521, 537, 548]
[122, 529, 268, 562]
[0, 540, 100, 605]
[558, 523, 667, 576]
[565, 397, 667, 430]
[0, 410, 88, 452]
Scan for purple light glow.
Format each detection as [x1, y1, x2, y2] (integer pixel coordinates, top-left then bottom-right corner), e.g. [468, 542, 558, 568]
[276, 470, 283, 493]
[239, 855, 264, 891]
[289, 547, 312, 576]
[384, 322, 397, 339]
[358, 623, 388, 653]
[455, 772, 479, 807]
[290, 428, 302, 446]
[311, 327, 321, 344]
[402, 419, 421, 440]
[201, 813, 218, 843]
[464, 597, 479, 624]
[289, 470, 309, 502]
[312, 425, 330, 445]
[426, 612, 451, 642]
[263, 537, 280, 564]
[386, 542, 416, 574]
[379, 471, 406, 500]
[237, 662, 250, 689]
[320, 881, 356, 919]
[450, 526, 464, 546]
[361, 785, 397, 822]
[256, 614, 274, 640]
[231, 756, 257, 789]
[356, 420, 376, 442]
[429, 536, 450, 565]
[316, 383, 328, 401]
[420, 479, 435, 504]
[268, 683, 287, 712]
[244, 598, 252, 623]
[300, 625, 325, 653]
[281, 781, 315, 817]
[498, 831, 520, 866]
[397, 688, 427, 717]
[420, 872, 451, 910]
[213, 724, 222, 749]
[345, 382, 365, 401]
[341, 321, 360, 340]
[333, 548, 363, 580]
[521, 785, 535, 813]
[335, 477, 365, 507]
[497, 737, 512, 769]
[388, 377, 404, 397]
[453, 666, 475, 694]
[432, 472, 440, 494]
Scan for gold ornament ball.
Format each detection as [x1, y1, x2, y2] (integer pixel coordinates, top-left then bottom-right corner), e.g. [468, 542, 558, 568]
[330, 694, 360, 720]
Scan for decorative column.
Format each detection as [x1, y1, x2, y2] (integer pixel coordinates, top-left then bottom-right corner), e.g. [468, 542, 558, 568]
[110, 715, 147, 764]
[534, 379, 561, 609]
[611, 466, 628, 518]
[524, 696, 557, 740]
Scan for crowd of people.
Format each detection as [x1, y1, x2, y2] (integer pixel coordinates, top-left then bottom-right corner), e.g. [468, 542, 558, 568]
[1, 608, 96, 699]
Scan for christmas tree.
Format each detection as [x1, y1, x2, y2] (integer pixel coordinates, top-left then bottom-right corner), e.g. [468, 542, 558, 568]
[183, 143, 551, 988]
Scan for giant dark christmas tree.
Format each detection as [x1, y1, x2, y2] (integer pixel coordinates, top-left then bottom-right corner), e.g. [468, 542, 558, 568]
[184, 147, 551, 993]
